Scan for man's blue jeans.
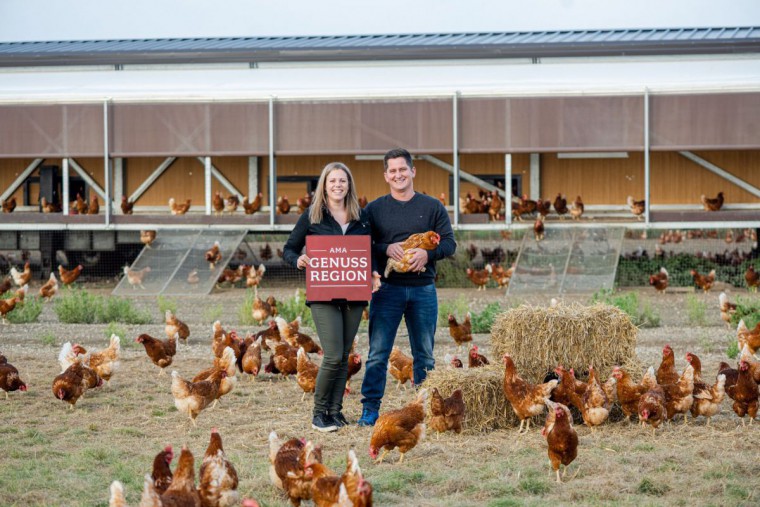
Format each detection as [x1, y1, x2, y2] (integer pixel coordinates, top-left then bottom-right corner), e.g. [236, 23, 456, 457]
[360, 282, 437, 411]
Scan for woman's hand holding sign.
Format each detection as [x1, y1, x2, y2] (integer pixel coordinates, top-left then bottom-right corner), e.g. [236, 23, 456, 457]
[297, 254, 311, 270]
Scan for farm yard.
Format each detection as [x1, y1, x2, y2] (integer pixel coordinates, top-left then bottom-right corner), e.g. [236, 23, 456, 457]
[2, 283, 760, 507]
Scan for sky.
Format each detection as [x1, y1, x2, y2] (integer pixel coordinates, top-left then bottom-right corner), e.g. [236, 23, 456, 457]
[1, 0, 759, 42]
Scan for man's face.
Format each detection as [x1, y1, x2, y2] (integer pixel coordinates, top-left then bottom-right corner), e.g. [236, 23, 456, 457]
[383, 157, 415, 193]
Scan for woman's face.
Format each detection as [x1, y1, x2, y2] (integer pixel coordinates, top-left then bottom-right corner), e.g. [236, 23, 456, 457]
[325, 169, 349, 203]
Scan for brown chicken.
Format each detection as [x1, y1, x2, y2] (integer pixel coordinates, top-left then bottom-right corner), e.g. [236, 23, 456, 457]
[152, 445, 175, 495]
[0, 354, 27, 399]
[553, 193, 568, 218]
[193, 346, 237, 407]
[384, 231, 441, 278]
[536, 198, 552, 218]
[746, 265, 760, 292]
[570, 195, 584, 220]
[465, 264, 491, 291]
[542, 400, 578, 483]
[448, 312, 472, 351]
[550, 366, 582, 411]
[502, 354, 558, 433]
[638, 383, 667, 435]
[85, 334, 121, 386]
[171, 368, 226, 426]
[727, 360, 759, 425]
[388, 346, 414, 389]
[268, 342, 299, 378]
[311, 449, 372, 507]
[701, 191, 724, 211]
[691, 269, 716, 292]
[161, 446, 202, 507]
[649, 267, 669, 293]
[199, 428, 239, 507]
[662, 363, 694, 422]
[58, 264, 84, 285]
[533, 214, 545, 241]
[141, 230, 157, 248]
[296, 347, 319, 401]
[740, 345, 760, 384]
[246, 264, 266, 289]
[656, 344, 679, 385]
[487, 191, 503, 221]
[74, 193, 88, 214]
[343, 350, 363, 397]
[276, 195, 291, 215]
[1, 197, 16, 213]
[240, 193, 261, 215]
[277, 316, 322, 355]
[212, 191, 225, 216]
[212, 329, 242, 365]
[611, 366, 652, 422]
[87, 195, 99, 215]
[120, 195, 134, 215]
[0, 297, 18, 323]
[269, 433, 323, 506]
[124, 265, 151, 289]
[205, 241, 222, 270]
[0, 277, 11, 295]
[255, 319, 282, 352]
[717, 292, 736, 328]
[626, 195, 645, 220]
[490, 263, 514, 289]
[252, 295, 277, 325]
[241, 336, 263, 378]
[468, 344, 489, 368]
[688, 352, 726, 426]
[369, 388, 428, 464]
[10, 262, 31, 287]
[39, 272, 59, 300]
[52, 361, 101, 408]
[136, 333, 177, 375]
[40, 196, 61, 213]
[737, 319, 760, 354]
[164, 310, 191, 346]
[428, 388, 465, 434]
[296, 192, 312, 214]
[169, 198, 192, 215]
[259, 243, 273, 261]
[579, 366, 610, 430]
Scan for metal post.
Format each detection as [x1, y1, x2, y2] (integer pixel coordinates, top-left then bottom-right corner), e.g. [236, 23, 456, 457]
[269, 97, 276, 227]
[103, 99, 111, 226]
[644, 88, 650, 225]
[62, 158, 70, 216]
[113, 158, 124, 211]
[530, 153, 540, 201]
[204, 156, 212, 215]
[505, 153, 512, 226]
[249, 156, 259, 199]
[452, 92, 460, 228]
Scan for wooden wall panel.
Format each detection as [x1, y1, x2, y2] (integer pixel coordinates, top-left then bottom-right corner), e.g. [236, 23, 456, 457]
[0, 159, 39, 202]
[541, 153, 645, 204]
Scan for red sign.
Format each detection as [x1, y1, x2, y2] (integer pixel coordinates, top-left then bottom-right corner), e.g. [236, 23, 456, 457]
[305, 235, 372, 302]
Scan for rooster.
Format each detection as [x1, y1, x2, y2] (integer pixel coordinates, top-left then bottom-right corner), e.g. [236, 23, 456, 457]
[701, 191, 724, 211]
[369, 388, 428, 464]
[205, 241, 222, 270]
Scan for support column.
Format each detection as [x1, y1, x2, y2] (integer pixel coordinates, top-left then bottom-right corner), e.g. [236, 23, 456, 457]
[113, 158, 124, 211]
[62, 158, 70, 216]
[103, 99, 111, 225]
[452, 92, 460, 228]
[269, 97, 276, 227]
[529, 153, 540, 200]
[505, 153, 512, 225]
[644, 88, 651, 224]
[248, 156, 259, 199]
[204, 157, 212, 215]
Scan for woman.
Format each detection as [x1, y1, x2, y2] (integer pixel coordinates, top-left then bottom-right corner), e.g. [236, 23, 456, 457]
[283, 162, 379, 432]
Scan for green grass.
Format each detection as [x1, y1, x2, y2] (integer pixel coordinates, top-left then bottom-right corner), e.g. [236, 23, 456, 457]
[53, 288, 152, 324]
[730, 296, 760, 329]
[686, 294, 708, 326]
[726, 339, 740, 360]
[590, 289, 661, 327]
[637, 477, 670, 496]
[156, 295, 177, 314]
[277, 289, 315, 329]
[471, 302, 502, 333]
[437, 295, 470, 327]
[202, 303, 224, 323]
[5, 297, 43, 323]
[237, 290, 257, 326]
[40, 332, 56, 347]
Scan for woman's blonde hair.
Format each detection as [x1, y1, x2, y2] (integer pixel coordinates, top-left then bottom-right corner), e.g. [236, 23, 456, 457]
[308, 162, 362, 224]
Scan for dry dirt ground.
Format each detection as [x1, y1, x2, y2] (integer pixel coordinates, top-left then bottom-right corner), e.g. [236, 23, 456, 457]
[1, 286, 760, 506]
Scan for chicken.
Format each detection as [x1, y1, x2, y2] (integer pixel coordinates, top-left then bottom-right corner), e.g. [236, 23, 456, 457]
[662, 363, 694, 423]
[533, 214, 545, 241]
[40, 196, 61, 213]
[739, 345, 760, 384]
[490, 263, 514, 289]
[124, 265, 151, 289]
[428, 388, 465, 434]
[718, 292, 737, 328]
[388, 346, 414, 389]
[570, 195, 584, 220]
[345, 349, 363, 395]
[88, 195, 99, 215]
[468, 344, 489, 368]
[58, 341, 87, 372]
[465, 264, 492, 291]
[737, 319, 760, 354]
[52, 361, 101, 408]
[691, 269, 716, 293]
[296, 192, 312, 214]
[141, 230, 157, 248]
[311, 449, 372, 507]
[649, 267, 669, 293]
[0, 297, 18, 324]
[245, 264, 266, 289]
[165, 310, 191, 346]
[276, 195, 291, 215]
[626, 195, 645, 220]
[502, 354, 558, 433]
[205, 241, 222, 270]
[0, 277, 11, 295]
[1, 197, 16, 213]
[199, 428, 239, 507]
[553, 193, 568, 218]
[548, 366, 581, 410]
[611, 366, 651, 422]
[269, 342, 299, 377]
[727, 360, 759, 425]
[718, 361, 739, 394]
[252, 295, 277, 325]
[688, 354, 726, 426]
[136, 333, 177, 375]
[10, 262, 31, 287]
[211, 328, 242, 363]
[513, 194, 536, 220]
[445, 353, 463, 369]
[193, 346, 237, 407]
[542, 400, 578, 483]
[656, 344, 679, 386]
[0, 354, 27, 399]
[296, 347, 319, 401]
[487, 191, 503, 221]
[255, 319, 282, 351]
[87, 334, 121, 386]
[212, 191, 225, 216]
[277, 316, 322, 354]
[447, 312, 472, 351]
[268, 433, 322, 506]
[746, 265, 760, 292]
[241, 336, 263, 378]
[120, 195, 134, 215]
[259, 243, 273, 261]
[171, 369, 226, 426]
[638, 384, 667, 436]
[579, 366, 610, 430]
[701, 191, 724, 211]
[536, 198, 552, 218]
[235, 194, 258, 216]
[357, 195, 368, 209]
[161, 446, 202, 507]
[152, 445, 175, 495]
[39, 272, 59, 300]
[75, 193, 88, 214]
[369, 388, 428, 464]
[58, 264, 84, 286]
[169, 198, 192, 215]
[384, 231, 441, 278]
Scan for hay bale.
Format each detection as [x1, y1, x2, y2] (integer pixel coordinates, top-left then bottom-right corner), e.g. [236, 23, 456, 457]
[422, 365, 519, 433]
[491, 302, 643, 383]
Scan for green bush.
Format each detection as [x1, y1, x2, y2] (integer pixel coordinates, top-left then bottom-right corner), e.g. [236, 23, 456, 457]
[278, 289, 315, 329]
[471, 302, 502, 333]
[726, 339, 740, 360]
[437, 295, 470, 327]
[97, 297, 152, 325]
[590, 289, 660, 327]
[53, 288, 152, 324]
[730, 296, 760, 329]
[686, 294, 708, 327]
[157, 295, 177, 314]
[237, 290, 257, 326]
[4, 297, 43, 324]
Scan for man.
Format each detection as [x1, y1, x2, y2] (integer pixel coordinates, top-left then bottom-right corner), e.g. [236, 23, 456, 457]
[358, 148, 456, 426]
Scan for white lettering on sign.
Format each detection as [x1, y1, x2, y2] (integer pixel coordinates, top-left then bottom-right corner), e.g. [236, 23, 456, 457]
[330, 247, 347, 253]
[309, 257, 369, 269]
[310, 270, 369, 282]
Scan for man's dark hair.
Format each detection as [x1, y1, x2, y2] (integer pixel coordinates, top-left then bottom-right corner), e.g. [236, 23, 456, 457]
[383, 148, 413, 171]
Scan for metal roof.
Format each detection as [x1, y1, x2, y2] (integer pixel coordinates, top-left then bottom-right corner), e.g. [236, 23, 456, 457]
[0, 26, 759, 67]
